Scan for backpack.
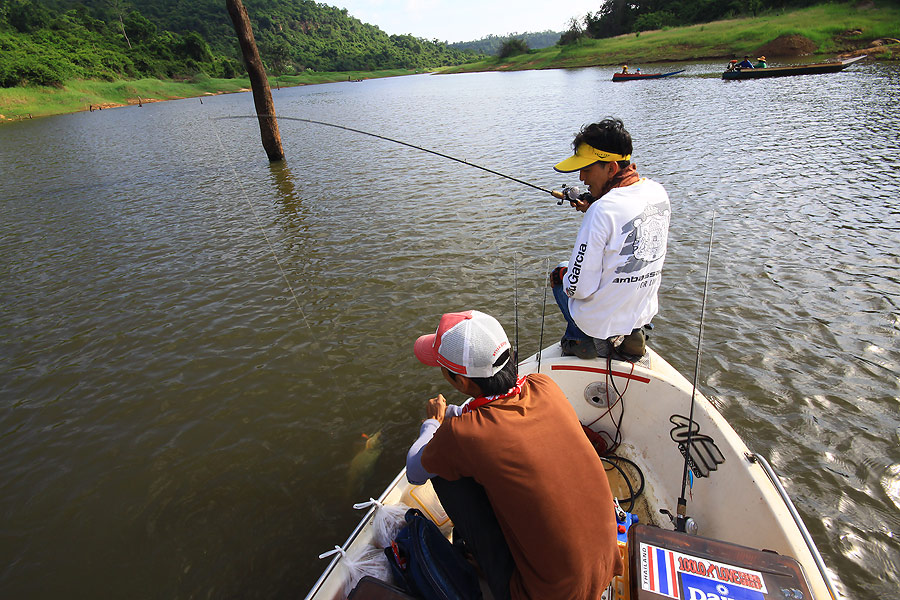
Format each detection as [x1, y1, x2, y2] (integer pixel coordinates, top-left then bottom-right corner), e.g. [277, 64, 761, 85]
[384, 508, 483, 600]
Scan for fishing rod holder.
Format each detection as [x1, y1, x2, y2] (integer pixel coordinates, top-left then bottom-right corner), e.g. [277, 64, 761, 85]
[659, 508, 698, 535]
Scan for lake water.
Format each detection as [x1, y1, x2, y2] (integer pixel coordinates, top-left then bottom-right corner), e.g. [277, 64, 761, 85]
[1, 61, 898, 598]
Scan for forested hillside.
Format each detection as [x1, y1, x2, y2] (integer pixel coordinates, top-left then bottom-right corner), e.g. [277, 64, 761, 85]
[450, 31, 562, 55]
[112, 0, 478, 70]
[1, 0, 885, 90]
[0, 0, 480, 87]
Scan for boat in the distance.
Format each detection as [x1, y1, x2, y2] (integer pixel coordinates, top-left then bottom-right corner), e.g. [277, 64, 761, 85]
[613, 69, 686, 81]
[304, 342, 839, 600]
[722, 55, 865, 79]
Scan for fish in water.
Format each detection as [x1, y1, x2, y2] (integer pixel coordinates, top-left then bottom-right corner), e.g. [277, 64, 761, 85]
[346, 430, 383, 498]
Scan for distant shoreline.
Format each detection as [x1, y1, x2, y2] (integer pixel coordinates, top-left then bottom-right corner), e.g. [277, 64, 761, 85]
[0, 70, 421, 124]
[3, 1, 897, 124]
[437, 2, 898, 74]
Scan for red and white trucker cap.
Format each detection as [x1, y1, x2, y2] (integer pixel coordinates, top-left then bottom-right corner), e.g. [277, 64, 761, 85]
[413, 311, 511, 378]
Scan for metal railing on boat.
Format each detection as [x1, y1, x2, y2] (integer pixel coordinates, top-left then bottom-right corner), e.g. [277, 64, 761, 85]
[747, 452, 839, 600]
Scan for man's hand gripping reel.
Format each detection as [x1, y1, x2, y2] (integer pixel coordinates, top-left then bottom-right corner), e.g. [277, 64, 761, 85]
[551, 185, 593, 206]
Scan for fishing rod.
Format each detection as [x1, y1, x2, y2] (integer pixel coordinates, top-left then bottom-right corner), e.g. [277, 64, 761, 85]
[537, 257, 550, 374]
[216, 115, 590, 205]
[675, 211, 716, 534]
[513, 252, 519, 370]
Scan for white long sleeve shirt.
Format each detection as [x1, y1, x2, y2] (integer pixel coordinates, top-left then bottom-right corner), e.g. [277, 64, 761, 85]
[563, 178, 671, 340]
[406, 403, 463, 485]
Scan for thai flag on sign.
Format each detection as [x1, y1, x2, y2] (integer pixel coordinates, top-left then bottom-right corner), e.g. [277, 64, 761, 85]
[641, 543, 680, 598]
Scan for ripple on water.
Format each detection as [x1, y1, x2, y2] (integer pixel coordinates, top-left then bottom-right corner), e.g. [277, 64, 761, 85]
[1, 66, 899, 599]
[884, 463, 900, 512]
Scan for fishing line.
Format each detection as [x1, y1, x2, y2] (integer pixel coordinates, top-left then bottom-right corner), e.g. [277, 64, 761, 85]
[215, 115, 558, 197]
[209, 116, 312, 330]
[210, 117, 363, 425]
[215, 115, 566, 358]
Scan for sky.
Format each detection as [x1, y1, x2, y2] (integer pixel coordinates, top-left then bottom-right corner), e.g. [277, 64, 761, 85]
[328, 0, 603, 43]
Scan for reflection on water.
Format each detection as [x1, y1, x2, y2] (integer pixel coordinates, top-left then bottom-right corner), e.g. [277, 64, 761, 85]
[885, 464, 900, 512]
[269, 161, 301, 209]
[1, 61, 898, 599]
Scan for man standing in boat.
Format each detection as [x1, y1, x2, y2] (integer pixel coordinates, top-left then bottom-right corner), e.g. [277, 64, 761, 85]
[406, 310, 623, 600]
[551, 117, 670, 360]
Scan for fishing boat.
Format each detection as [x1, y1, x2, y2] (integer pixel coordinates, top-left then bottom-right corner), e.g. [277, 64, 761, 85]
[722, 55, 865, 79]
[304, 343, 839, 600]
[612, 69, 686, 81]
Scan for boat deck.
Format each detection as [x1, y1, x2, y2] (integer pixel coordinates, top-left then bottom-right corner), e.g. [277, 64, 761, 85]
[306, 345, 836, 600]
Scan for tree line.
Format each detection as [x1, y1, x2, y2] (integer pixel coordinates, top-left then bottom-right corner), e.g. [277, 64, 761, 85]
[0, 0, 832, 88]
[0, 0, 481, 88]
[449, 31, 562, 55]
[560, 0, 821, 43]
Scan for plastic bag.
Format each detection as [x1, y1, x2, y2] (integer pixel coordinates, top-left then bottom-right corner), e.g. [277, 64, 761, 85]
[353, 498, 410, 548]
[319, 543, 392, 600]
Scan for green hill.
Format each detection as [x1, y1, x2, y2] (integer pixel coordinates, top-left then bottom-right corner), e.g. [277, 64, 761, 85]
[2, 1, 897, 121]
[441, 1, 899, 72]
[450, 31, 562, 55]
[116, 0, 480, 71]
[0, 0, 480, 87]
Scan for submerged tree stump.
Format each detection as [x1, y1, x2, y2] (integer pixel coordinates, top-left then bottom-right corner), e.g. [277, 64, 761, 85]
[226, 0, 284, 161]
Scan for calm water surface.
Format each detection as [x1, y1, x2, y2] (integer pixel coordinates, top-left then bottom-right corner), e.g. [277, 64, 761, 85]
[1, 61, 898, 598]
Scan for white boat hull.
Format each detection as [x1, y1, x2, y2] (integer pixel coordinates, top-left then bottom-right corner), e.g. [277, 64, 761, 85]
[305, 345, 837, 600]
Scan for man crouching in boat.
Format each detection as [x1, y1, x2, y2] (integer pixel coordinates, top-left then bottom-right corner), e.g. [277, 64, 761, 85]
[551, 117, 671, 361]
[406, 310, 623, 600]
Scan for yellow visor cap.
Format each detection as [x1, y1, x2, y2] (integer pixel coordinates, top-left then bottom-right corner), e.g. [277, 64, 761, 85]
[554, 143, 631, 173]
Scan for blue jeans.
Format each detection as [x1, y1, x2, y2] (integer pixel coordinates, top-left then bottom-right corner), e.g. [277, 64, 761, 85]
[431, 477, 513, 600]
[552, 282, 591, 341]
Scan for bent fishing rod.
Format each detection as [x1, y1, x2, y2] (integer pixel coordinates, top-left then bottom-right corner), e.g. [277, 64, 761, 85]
[216, 115, 590, 205]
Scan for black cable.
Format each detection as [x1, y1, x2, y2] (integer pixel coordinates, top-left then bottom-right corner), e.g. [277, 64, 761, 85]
[600, 455, 643, 513]
[605, 455, 645, 499]
[604, 351, 626, 454]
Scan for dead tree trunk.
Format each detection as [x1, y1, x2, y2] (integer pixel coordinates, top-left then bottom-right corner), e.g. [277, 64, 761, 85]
[226, 0, 284, 161]
[118, 15, 132, 49]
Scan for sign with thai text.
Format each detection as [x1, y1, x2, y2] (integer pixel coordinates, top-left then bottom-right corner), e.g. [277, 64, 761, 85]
[639, 543, 768, 599]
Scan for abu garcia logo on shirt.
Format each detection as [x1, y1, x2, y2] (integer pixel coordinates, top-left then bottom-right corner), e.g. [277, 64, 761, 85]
[565, 243, 588, 297]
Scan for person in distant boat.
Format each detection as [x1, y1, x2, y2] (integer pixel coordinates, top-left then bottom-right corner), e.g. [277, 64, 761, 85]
[726, 59, 739, 71]
[635, 67, 642, 73]
[551, 117, 671, 360]
[737, 55, 754, 69]
[406, 310, 623, 600]
[755, 55, 767, 68]
[621, 64, 629, 74]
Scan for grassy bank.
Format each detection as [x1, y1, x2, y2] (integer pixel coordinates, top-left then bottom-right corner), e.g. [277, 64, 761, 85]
[3, 1, 897, 121]
[0, 69, 418, 122]
[440, 2, 900, 72]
